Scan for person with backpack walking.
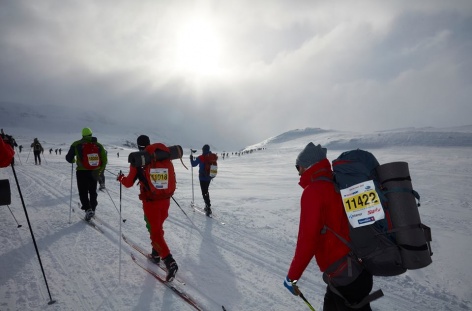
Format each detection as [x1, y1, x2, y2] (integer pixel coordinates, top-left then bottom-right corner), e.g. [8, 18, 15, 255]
[284, 142, 374, 311]
[190, 144, 217, 216]
[30, 138, 44, 165]
[65, 127, 107, 221]
[117, 135, 179, 282]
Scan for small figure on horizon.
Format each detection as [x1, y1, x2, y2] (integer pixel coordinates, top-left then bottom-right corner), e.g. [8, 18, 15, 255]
[31, 138, 44, 165]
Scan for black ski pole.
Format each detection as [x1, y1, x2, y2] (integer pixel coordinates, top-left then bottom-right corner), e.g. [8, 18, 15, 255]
[11, 163, 56, 305]
[69, 163, 74, 223]
[119, 170, 122, 283]
[7, 205, 22, 228]
[26, 148, 31, 163]
[299, 291, 316, 311]
[14, 146, 22, 165]
[190, 149, 196, 206]
[103, 187, 126, 223]
[171, 196, 203, 237]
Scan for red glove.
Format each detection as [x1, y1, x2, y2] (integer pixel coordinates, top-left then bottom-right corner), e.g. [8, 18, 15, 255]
[117, 173, 124, 182]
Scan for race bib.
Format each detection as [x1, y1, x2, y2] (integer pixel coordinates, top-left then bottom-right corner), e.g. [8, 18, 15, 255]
[150, 168, 169, 189]
[340, 180, 384, 228]
[87, 153, 100, 167]
[209, 164, 218, 178]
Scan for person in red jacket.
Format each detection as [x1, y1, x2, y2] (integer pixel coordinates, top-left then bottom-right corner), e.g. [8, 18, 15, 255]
[117, 135, 178, 282]
[284, 142, 373, 311]
[0, 133, 15, 168]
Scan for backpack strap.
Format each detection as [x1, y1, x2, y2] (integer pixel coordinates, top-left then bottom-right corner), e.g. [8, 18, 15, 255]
[327, 280, 384, 309]
[383, 187, 421, 206]
[321, 225, 355, 251]
[322, 225, 385, 306]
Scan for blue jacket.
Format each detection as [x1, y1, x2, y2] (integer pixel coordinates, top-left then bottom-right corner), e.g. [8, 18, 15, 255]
[190, 150, 213, 182]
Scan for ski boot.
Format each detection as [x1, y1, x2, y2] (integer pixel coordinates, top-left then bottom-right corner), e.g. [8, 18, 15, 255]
[204, 205, 212, 217]
[163, 254, 178, 282]
[85, 209, 95, 221]
[150, 248, 160, 265]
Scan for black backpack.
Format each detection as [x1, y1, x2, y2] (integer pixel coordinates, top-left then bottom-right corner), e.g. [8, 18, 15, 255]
[325, 149, 432, 276]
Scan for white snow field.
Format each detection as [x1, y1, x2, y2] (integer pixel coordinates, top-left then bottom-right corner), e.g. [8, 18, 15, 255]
[1, 126, 471, 310]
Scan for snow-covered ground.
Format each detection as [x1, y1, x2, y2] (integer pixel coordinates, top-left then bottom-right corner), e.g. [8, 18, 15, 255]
[1, 126, 471, 310]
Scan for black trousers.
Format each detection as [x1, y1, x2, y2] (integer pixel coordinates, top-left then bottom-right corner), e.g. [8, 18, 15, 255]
[323, 269, 374, 311]
[33, 151, 41, 164]
[76, 170, 98, 211]
[199, 180, 211, 207]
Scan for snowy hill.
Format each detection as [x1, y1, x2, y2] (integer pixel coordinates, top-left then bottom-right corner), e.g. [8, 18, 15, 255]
[1, 127, 472, 310]
[245, 126, 472, 151]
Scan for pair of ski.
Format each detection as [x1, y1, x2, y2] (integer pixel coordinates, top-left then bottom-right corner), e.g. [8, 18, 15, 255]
[122, 234, 204, 310]
[191, 203, 225, 225]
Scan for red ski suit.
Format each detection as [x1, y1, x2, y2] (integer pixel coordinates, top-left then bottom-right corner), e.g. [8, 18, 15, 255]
[120, 165, 171, 258]
[288, 158, 350, 281]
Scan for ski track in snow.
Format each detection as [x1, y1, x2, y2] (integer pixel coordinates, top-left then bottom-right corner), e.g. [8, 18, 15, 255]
[1, 129, 472, 310]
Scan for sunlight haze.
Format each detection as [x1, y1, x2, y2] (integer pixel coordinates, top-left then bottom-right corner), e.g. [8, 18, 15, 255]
[0, 0, 471, 150]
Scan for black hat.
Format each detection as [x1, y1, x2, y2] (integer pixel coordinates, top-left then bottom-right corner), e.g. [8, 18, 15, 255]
[137, 135, 150, 150]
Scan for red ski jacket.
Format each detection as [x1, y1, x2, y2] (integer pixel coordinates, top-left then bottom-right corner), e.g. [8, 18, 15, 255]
[288, 158, 350, 281]
[0, 138, 14, 168]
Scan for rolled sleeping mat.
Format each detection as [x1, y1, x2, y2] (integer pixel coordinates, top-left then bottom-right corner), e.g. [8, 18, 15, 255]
[167, 145, 183, 161]
[128, 145, 183, 167]
[376, 162, 432, 270]
[128, 151, 151, 167]
[154, 145, 183, 161]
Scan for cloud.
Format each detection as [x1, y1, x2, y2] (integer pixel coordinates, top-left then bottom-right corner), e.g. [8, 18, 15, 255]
[0, 0, 471, 149]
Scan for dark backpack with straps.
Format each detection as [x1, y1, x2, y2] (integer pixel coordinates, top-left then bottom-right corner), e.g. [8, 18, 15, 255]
[327, 149, 432, 276]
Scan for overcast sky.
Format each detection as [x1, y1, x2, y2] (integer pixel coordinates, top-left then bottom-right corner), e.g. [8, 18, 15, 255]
[1, 0, 471, 149]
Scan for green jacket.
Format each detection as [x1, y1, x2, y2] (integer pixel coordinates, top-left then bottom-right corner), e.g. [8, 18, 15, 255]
[65, 136, 107, 172]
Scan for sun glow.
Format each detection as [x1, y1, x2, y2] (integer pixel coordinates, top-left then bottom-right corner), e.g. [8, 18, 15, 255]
[174, 18, 222, 77]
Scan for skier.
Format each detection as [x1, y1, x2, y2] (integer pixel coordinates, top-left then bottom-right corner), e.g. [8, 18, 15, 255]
[118, 135, 179, 282]
[190, 144, 217, 216]
[65, 127, 108, 221]
[284, 142, 374, 310]
[31, 138, 44, 165]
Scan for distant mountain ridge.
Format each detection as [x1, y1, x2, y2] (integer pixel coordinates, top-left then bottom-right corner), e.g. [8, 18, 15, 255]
[3, 102, 472, 152]
[245, 126, 472, 151]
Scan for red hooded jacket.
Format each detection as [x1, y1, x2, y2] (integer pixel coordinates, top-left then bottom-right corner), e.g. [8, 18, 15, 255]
[0, 138, 14, 168]
[288, 158, 350, 281]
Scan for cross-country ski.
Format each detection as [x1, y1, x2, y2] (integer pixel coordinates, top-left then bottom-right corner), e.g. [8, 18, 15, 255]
[130, 253, 204, 311]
